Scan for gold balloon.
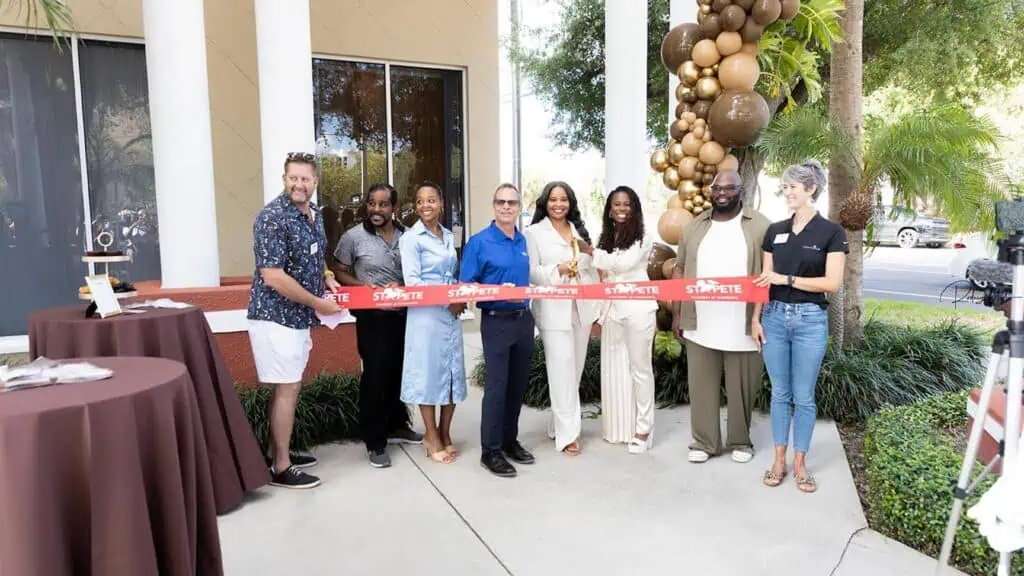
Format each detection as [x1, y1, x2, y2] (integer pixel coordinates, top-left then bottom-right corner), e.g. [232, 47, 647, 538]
[696, 77, 722, 100]
[657, 209, 695, 245]
[700, 0, 713, 4]
[675, 83, 689, 101]
[684, 88, 699, 103]
[678, 61, 701, 87]
[702, 67, 717, 78]
[667, 194, 685, 210]
[700, 4, 712, 14]
[663, 166, 682, 189]
[668, 141, 686, 164]
[684, 200, 695, 211]
[693, 194, 705, 206]
[650, 149, 670, 172]
[694, 205, 705, 215]
[705, 163, 717, 175]
[679, 179, 701, 198]
[703, 173, 715, 184]
[695, 161, 705, 172]
[702, 185, 713, 196]
[678, 156, 700, 179]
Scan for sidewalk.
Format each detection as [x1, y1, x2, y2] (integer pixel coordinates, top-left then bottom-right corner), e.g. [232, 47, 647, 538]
[217, 332, 961, 575]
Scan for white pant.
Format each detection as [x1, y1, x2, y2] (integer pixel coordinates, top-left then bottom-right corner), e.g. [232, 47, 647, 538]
[540, 306, 590, 451]
[600, 310, 656, 443]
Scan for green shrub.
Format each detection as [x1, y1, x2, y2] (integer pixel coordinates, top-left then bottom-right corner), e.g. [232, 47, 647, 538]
[472, 320, 986, 424]
[239, 372, 362, 452]
[864, 392, 1019, 576]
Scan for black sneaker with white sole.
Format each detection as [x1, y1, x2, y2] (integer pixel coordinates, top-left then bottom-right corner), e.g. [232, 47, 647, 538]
[368, 448, 392, 468]
[265, 451, 318, 470]
[269, 465, 321, 489]
[387, 427, 424, 445]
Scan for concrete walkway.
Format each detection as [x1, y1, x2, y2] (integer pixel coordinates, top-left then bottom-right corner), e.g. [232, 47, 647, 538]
[218, 332, 962, 576]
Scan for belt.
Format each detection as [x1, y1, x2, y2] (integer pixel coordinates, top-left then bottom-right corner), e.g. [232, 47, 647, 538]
[482, 308, 529, 318]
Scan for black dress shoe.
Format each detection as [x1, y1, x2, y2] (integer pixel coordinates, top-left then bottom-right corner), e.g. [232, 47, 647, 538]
[480, 452, 517, 477]
[503, 441, 535, 465]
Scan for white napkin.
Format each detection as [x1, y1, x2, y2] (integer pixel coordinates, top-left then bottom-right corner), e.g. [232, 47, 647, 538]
[316, 308, 352, 330]
[0, 357, 114, 390]
[125, 298, 192, 309]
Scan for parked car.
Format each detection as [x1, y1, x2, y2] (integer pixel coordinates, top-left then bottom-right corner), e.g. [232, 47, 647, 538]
[870, 205, 951, 248]
[948, 232, 998, 288]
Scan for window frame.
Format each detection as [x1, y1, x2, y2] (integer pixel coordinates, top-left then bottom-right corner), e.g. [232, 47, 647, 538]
[310, 53, 471, 240]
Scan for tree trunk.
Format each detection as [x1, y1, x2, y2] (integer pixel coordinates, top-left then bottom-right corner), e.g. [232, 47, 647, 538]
[827, 0, 864, 348]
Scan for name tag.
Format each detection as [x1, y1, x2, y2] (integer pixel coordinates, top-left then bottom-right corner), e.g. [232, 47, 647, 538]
[310, 242, 318, 255]
[774, 233, 789, 244]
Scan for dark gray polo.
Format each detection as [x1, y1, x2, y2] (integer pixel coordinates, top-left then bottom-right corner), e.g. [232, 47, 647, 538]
[334, 223, 404, 287]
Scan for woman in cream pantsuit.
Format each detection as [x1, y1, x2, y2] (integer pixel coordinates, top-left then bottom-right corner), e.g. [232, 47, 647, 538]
[578, 186, 658, 453]
[524, 182, 599, 456]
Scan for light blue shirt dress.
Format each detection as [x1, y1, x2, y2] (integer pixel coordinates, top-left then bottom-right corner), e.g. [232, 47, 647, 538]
[398, 220, 467, 406]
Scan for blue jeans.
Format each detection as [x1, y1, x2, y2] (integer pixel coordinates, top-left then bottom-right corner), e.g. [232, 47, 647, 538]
[761, 301, 829, 453]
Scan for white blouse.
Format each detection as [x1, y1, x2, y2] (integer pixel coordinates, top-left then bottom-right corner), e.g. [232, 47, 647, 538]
[524, 217, 599, 331]
[591, 235, 660, 322]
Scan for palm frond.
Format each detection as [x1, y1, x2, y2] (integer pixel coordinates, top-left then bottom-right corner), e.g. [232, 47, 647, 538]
[756, 106, 856, 174]
[0, 0, 75, 46]
[792, 0, 845, 50]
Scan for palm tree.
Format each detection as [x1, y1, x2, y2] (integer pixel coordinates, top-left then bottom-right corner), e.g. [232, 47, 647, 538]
[1, 0, 74, 41]
[757, 104, 1010, 346]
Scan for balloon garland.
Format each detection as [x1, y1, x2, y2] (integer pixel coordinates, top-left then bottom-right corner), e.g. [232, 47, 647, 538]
[652, 0, 796, 251]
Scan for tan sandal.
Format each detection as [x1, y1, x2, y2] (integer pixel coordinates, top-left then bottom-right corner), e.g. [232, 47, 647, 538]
[795, 473, 817, 493]
[763, 468, 786, 487]
[444, 444, 458, 458]
[425, 445, 455, 464]
[563, 440, 581, 457]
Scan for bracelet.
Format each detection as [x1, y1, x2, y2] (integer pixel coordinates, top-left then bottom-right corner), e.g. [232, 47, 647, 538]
[324, 269, 335, 279]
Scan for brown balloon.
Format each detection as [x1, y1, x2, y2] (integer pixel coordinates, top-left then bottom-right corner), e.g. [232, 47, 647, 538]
[712, 0, 732, 11]
[695, 161, 705, 172]
[678, 60, 701, 86]
[720, 5, 747, 32]
[656, 212, 692, 246]
[752, 0, 782, 25]
[696, 77, 722, 100]
[662, 258, 677, 280]
[699, 140, 727, 165]
[707, 89, 771, 148]
[663, 166, 682, 190]
[676, 103, 692, 119]
[670, 119, 690, 141]
[693, 99, 713, 120]
[691, 39, 721, 68]
[741, 17, 765, 43]
[716, 31, 743, 56]
[705, 163, 717, 175]
[650, 149, 670, 172]
[660, 23, 702, 73]
[717, 153, 740, 172]
[681, 133, 703, 157]
[678, 157, 699, 180]
[647, 243, 677, 280]
[699, 13, 722, 40]
[718, 52, 760, 91]
[668, 141, 686, 164]
[683, 111, 699, 123]
[734, 0, 755, 9]
[667, 194, 685, 210]
[780, 0, 800, 19]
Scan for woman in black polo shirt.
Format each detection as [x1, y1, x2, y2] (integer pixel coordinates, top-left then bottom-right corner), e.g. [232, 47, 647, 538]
[753, 160, 848, 493]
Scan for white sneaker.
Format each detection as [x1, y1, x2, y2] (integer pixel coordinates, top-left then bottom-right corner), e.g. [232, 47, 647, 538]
[731, 449, 754, 464]
[688, 450, 710, 463]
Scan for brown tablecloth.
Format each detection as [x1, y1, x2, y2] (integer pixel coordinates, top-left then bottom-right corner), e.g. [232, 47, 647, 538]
[28, 306, 269, 514]
[0, 357, 223, 575]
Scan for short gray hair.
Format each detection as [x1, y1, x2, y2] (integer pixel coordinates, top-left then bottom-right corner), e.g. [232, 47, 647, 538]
[494, 182, 521, 202]
[782, 160, 827, 201]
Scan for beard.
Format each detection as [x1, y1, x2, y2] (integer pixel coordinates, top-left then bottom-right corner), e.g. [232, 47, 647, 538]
[712, 196, 740, 214]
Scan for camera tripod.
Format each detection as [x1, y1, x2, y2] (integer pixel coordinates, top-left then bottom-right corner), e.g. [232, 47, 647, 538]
[936, 236, 1024, 576]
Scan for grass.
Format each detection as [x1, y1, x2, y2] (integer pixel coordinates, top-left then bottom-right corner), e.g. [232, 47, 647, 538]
[863, 298, 1004, 339]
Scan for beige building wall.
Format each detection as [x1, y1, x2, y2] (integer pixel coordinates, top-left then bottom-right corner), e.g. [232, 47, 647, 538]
[1, 0, 499, 278]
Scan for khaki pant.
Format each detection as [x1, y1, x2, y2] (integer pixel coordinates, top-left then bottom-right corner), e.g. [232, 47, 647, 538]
[685, 339, 764, 455]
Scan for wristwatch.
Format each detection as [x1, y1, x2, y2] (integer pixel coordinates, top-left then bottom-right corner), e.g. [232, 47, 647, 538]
[787, 274, 795, 287]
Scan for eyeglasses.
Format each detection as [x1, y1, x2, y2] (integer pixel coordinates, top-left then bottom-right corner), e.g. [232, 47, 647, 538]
[493, 199, 521, 207]
[286, 152, 316, 163]
[710, 185, 740, 193]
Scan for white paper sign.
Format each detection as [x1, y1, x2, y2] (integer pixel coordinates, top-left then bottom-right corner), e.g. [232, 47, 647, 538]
[86, 275, 122, 318]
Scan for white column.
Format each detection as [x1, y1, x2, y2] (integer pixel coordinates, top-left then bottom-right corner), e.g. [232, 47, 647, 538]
[668, 0, 697, 127]
[141, 0, 220, 288]
[604, 0, 648, 196]
[254, 0, 316, 203]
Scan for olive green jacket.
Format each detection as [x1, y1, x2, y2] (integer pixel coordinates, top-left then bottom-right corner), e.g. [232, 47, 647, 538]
[673, 206, 771, 334]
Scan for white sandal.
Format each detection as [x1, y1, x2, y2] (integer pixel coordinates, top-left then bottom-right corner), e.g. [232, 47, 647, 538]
[628, 432, 653, 454]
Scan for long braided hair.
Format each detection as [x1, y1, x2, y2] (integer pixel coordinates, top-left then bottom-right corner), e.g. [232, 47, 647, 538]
[530, 181, 592, 244]
[597, 185, 645, 252]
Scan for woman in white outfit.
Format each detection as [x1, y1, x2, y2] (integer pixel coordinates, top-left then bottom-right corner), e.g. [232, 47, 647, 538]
[524, 181, 598, 456]
[577, 186, 658, 453]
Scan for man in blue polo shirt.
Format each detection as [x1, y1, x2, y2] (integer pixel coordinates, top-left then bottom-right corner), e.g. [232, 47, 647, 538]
[460, 183, 535, 478]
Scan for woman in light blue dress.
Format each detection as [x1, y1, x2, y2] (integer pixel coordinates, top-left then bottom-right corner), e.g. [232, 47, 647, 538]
[399, 182, 467, 464]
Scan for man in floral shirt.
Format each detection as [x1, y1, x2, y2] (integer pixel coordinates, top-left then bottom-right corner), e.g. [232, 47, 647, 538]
[247, 152, 342, 489]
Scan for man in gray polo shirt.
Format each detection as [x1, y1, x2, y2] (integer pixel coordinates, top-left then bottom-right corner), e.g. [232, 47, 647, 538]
[333, 183, 423, 468]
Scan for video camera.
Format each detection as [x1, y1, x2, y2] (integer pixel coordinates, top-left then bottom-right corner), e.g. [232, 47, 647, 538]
[966, 198, 1024, 310]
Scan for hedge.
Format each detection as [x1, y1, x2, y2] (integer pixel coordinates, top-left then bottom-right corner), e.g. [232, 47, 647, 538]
[864, 392, 1019, 576]
[470, 320, 987, 423]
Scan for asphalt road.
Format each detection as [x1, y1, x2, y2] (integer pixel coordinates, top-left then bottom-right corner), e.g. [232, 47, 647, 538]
[862, 246, 988, 310]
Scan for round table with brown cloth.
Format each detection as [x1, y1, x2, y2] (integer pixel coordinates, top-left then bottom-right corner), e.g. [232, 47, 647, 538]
[28, 305, 269, 514]
[0, 357, 223, 576]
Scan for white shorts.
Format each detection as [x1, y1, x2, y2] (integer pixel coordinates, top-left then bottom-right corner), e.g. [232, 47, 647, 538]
[247, 320, 312, 384]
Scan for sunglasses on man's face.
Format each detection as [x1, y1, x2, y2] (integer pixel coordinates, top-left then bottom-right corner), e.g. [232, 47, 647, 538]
[493, 199, 520, 207]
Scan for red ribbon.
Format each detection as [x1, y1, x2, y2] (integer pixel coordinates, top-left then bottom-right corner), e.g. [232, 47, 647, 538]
[326, 276, 767, 310]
